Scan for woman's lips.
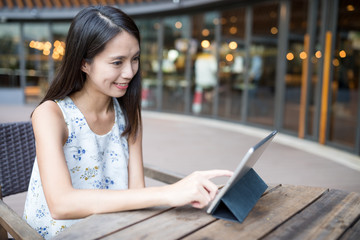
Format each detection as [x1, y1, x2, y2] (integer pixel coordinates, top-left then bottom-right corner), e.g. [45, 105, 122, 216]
[114, 83, 128, 89]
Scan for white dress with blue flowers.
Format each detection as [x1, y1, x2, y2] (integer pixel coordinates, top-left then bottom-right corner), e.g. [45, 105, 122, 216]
[23, 96, 129, 239]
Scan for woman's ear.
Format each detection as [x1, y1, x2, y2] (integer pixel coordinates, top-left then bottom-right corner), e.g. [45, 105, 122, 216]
[81, 59, 89, 74]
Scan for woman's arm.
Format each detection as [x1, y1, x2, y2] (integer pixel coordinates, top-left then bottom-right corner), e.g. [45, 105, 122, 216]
[127, 118, 145, 189]
[33, 101, 232, 220]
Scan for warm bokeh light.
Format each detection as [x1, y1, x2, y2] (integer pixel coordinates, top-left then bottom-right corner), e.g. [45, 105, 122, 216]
[29, 40, 35, 48]
[52, 52, 60, 60]
[299, 51, 307, 60]
[347, 4, 355, 11]
[333, 58, 340, 67]
[54, 40, 61, 47]
[29, 39, 65, 60]
[202, 29, 210, 37]
[339, 50, 346, 58]
[44, 41, 52, 50]
[229, 26, 237, 34]
[228, 41, 238, 50]
[271, 27, 278, 35]
[286, 52, 294, 61]
[201, 40, 210, 49]
[43, 49, 50, 56]
[56, 45, 65, 55]
[175, 21, 182, 29]
[315, 50, 322, 59]
[35, 42, 44, 50]
[226, 53, 234, 62]
[213, 18, 219, 25]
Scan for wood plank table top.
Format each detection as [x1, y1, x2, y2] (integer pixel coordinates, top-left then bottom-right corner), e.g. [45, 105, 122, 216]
[53, 185, 360, 240]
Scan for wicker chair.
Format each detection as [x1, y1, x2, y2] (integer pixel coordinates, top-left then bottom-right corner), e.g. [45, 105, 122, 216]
[0, 121, 183, 240]
[0, 121, 42, 240]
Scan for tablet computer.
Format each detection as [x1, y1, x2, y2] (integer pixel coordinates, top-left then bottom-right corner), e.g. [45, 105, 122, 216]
[207, 130, 277, 214]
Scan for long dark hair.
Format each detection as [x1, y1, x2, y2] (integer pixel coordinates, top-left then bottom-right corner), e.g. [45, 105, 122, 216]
[39, 6, 142, 140]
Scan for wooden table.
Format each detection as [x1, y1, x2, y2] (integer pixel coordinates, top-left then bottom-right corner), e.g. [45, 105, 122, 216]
[54, 184, 360, 240]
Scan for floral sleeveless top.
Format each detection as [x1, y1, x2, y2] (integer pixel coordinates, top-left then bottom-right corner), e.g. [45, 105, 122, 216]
[23, 96, 129, 239]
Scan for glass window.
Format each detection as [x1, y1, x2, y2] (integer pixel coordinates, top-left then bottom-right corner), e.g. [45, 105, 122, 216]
[162, 15, 191, 113]
[0, 23, 20, 88]
[329, 0, 360, 148]
[190, 12, 217, 116]
[247, 2, 279, 126]
[283, 0, 309, 133]
[304, 2, 321, 139]
[24, 23, 50, 103]
[218, 7, 246, 120]
[136, 18, 160, 110]
[52, 23, 70, 70]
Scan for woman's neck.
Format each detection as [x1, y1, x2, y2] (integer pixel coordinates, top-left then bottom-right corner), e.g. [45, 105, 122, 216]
[70, 89, 113, 115]
[70, 89, 115, 135]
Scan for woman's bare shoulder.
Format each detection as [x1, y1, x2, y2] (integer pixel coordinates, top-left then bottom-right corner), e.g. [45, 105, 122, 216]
[32, 100, 63, 122]
[32, 100, 67, 139]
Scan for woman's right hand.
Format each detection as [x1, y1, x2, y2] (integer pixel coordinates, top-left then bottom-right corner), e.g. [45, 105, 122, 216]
[163, 170, 233, 209]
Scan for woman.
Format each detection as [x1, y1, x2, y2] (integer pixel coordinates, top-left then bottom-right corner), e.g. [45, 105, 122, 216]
[23, 6, 232, 239]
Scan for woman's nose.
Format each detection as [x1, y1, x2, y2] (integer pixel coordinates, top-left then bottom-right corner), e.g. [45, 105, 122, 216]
[121, 62, 136, 79]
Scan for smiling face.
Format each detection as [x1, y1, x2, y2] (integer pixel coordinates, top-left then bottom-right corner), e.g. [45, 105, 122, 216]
[81, 31, 140, 98]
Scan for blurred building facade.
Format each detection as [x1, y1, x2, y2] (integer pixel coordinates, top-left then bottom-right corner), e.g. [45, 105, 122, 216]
[0, 0, 359, 155]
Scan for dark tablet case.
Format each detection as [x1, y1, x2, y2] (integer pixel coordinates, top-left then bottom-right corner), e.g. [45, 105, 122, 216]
[211, 168, 268, 222]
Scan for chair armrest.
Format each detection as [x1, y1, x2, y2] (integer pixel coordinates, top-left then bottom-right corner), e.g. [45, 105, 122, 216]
[0, 199, 42, 240]
[144, 163, 185, 184]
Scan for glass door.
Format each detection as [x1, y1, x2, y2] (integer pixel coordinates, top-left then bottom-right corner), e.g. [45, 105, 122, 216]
[328, 0, 360, 149]
[247, 2, 279, 127]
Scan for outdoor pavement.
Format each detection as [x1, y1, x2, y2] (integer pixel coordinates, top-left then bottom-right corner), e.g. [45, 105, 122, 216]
[2, 103, 360, 218]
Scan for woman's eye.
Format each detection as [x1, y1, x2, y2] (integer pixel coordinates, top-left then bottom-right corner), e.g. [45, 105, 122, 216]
[133, 56, 140, 62]
[113, 61, 122, 66]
